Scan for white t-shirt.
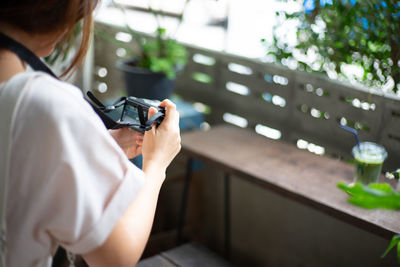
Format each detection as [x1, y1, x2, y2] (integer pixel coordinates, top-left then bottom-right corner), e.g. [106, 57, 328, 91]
[0, 72, 145, 266]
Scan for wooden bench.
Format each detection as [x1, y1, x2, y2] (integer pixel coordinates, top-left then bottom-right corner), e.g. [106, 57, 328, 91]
[176, 124, 400, 257]
[137, 243, 232, 267]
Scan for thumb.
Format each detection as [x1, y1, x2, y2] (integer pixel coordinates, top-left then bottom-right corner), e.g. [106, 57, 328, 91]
[146, 107, 158, 134]
[148, 107, 158, 120]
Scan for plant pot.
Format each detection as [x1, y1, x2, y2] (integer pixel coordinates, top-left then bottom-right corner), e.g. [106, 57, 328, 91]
[116, 59, 175, 101]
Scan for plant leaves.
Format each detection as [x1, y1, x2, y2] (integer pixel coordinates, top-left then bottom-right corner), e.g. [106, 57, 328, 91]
[268, 0, 400, 93]
[106, 0, 189, 79]
[398, 241, 400, 264]
[381, 234, 400, 259]
[337, 182, 400, 210]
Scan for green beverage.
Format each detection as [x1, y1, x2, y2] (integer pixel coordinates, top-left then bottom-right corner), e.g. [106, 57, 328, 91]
[352, 142, 387, 185]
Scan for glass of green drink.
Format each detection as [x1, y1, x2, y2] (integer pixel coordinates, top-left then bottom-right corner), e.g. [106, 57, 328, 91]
[352, 142, 387, 185]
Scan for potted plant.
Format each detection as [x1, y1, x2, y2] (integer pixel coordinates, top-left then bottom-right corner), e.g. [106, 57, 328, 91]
[97, 1, 189, 100]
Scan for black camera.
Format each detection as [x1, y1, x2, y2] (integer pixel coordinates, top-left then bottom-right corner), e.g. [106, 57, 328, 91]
[87, 91, 165, 134]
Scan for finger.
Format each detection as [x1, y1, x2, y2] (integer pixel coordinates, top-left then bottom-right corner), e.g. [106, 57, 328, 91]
[146, 107, 158, 134]
[159, 99, 176, 109]
[136, 136, 143, 145]
[159, 99, 179, 126]
[134, 131, 144, 139]
[148, 106, 158, 119]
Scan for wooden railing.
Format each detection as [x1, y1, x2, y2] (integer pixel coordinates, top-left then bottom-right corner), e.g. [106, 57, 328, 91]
[90, 20, 400, 170]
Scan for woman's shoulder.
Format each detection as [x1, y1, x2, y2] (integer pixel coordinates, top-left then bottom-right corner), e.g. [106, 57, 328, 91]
[11, 71, 99, 127]
[20, 71, 84, 104]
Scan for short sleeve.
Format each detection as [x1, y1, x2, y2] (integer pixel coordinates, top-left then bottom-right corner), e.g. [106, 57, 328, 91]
[11, 73, 145, 254]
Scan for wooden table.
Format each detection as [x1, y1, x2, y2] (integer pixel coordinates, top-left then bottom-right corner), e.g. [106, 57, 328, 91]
[177, 124, 400, 257]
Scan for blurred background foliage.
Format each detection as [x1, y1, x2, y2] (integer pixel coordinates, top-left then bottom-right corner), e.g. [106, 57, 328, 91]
[267, 0, 400, 94]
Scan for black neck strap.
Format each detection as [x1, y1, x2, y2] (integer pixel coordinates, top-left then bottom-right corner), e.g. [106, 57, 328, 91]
[0, 31, 123, 130]
[0, 31, 57, 78]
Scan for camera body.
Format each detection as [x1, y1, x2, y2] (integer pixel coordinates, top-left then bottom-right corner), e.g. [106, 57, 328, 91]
[120, 96, 165, 133]
[87, 92, 165, 134]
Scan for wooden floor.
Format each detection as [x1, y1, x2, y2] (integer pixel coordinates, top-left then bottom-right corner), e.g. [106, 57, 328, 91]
[137, 243, 232, 267]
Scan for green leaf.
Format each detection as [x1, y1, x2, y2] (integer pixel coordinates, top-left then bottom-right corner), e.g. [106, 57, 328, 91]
[337, 182, 400, 210]
[381, 234, 400, 259]
[157, 27, 167, 36]
[398, 241, 400, 264]
[368, 183, 393, 193]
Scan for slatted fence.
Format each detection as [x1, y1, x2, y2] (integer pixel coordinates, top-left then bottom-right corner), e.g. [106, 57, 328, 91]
[91, 21, 400, 170]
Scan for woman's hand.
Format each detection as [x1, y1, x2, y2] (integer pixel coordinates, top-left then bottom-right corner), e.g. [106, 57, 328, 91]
[84, 100, 181, 267]
[109, 128, 143, 159]
[142, 99, 181, 179]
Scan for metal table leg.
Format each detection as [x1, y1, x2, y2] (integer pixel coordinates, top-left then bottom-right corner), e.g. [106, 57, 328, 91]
[177, 157, 194, 245]
[224, 173, 231, 260]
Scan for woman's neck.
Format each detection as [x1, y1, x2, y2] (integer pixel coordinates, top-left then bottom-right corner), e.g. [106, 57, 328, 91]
[0, 24, 61, 82]
[0, 49, 26, 83]
[0, 25, 33, 82]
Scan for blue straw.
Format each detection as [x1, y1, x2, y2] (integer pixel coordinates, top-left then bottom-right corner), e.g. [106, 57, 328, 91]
[340, 125, 360, 151]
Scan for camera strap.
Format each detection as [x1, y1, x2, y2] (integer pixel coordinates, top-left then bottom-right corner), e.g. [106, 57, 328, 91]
[0, 32, 70, 266]
[0, 32, 57, 78]
[87, 91, 165, 132]
[0, 31, 122, 130]
[0, 32, 164, 132]
[0, 72, 39, 266]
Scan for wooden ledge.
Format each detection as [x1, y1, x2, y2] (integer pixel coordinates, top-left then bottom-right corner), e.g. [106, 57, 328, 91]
[181, 124, 400, 239]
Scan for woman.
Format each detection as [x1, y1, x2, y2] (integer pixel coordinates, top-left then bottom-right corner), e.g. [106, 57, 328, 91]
[0, 0, 181, 266]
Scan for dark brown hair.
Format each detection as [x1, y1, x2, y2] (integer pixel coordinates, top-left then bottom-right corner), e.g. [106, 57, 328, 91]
[0, 0, 99, 77]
